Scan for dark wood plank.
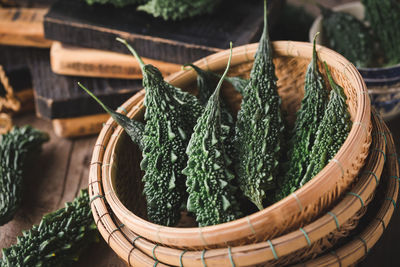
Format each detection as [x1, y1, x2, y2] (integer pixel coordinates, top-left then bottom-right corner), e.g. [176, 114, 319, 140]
[43, 0, 284, 64]
[29, 48, 142, 119]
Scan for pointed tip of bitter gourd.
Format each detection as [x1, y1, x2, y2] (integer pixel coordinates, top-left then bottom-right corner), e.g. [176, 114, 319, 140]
[323, 61, 347, 99]
[78, 82, 144, 148]
[116, 37, 146, 72]
[311, 32, 320, 71]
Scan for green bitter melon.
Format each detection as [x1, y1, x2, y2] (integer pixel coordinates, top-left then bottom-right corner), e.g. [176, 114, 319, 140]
[300, 62, 352, 186]
[224, 75, 249, 96]
[1, 189, 98, 267]
[183, 44, 242, 226]
[235, 0, 284, 210]
[117, 38, 204, 226]
[184, 63, 236, 162]
[276, 34, 329, 200]
[79, 82, 145, 150]
[362, 0, 400, 65]
[0, 126, 49, 226]
[320, 4, 375, 68]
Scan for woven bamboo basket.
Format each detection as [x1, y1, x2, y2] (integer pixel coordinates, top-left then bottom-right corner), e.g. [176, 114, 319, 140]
[89, 41, 371, 249]
[295, 121, 399, 267]
[88, 113, 397, 267]
[91, 111, 384, 266]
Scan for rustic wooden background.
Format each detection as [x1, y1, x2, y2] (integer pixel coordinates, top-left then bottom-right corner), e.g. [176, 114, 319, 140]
[1, 0, 399, 266]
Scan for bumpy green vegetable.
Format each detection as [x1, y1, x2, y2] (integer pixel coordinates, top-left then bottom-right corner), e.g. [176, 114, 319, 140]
[224, 76, 249, 96]
[235, 0, 284, 210]
[183, 45, 242, 226]
[275, 35, 329, 200]
[0, 126, 49, 226]
[184, 64, 236, 162]
[117, 38, 203, 226]
[79, 82, 145, 150]
[300, 62, 352, 186]
[1, 189, 97, 267]
[320, 5, 374, 68]
[362, 0, 400, 65]
[137, 0, 223, 20]
[85, 0, 146, 7]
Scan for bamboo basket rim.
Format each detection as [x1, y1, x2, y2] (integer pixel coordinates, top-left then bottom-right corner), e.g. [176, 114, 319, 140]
[93, 41, 371, 248]
[108, 111, 386, 267]
[88, 114, 397, 267]
[294, 120, 399, 267]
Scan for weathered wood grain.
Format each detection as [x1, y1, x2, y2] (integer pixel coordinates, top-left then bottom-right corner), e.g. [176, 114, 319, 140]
[52, 113, 109, 138]
[0, 7, 52, 48]
[50, 41, 181, 79]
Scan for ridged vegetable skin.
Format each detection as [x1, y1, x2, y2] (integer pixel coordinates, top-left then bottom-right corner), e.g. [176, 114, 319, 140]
[224, 76, 249, 96]
[320, 5, 374, 68]
[300, 63, 352, 185]
[183, 45, 242, 226]
[235, 0, 284, 210]
[117, 38, 204, 226]
[276, 35, 329, 200]
[0, 126, 49, 226]
[362, 0, 400, 65]
[185, 63, 236, 164]
[1, 189, 97, 267]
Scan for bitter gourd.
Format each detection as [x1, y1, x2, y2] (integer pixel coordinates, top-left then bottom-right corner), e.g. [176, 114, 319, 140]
[0, 126, 49, 226]
[300, 62, 352, 186]
[79, 82, 145, 150]
[117, 38, 203, 226]
[275, 34, 329, 200]
[184, 63, 236, 162]
[235, 0, 284, 210]
[362, 0, 400, 65]
[1, 189, 98, 267]
[224, 76, 249, 96]
[183, 44, 242, 226]
[320, 5, 374, 68]
[137, 0, 223, 21]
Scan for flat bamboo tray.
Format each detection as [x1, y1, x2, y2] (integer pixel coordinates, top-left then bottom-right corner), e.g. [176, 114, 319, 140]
[89, 41, 371, 249]
[88, 113, 396, 267]
[93, 111, 384, 266]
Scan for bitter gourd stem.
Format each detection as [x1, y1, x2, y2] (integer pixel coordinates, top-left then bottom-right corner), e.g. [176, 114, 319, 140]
[214, 42, 233, 99]
[116, 37, 146, 71]
[78, 82, 112, 114]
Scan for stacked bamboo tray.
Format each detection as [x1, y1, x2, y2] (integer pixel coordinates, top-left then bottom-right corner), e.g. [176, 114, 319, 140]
[88, 41, 398, 266]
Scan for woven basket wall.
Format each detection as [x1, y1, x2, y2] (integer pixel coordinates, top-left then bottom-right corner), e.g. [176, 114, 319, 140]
[90, 41, 371, 250]
[90, 110, 384, 266]
[296, 119, 399, 267]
